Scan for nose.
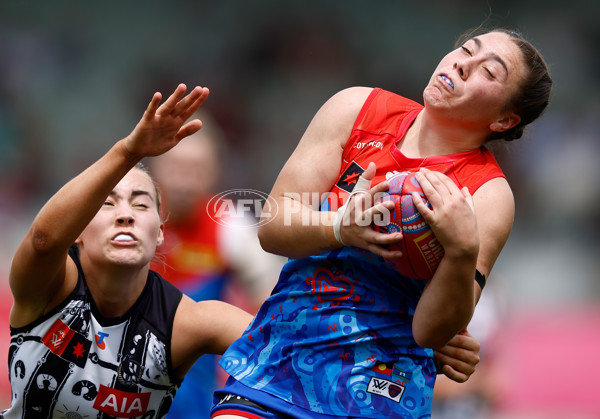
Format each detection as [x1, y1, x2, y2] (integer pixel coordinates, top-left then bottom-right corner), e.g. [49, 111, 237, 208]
[116, 207, 134, 225]
[453, 60, 468, 80]
[116, 215, 134, 225]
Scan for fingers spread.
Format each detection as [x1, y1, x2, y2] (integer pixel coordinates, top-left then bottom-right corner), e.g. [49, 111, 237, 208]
[157, 83, 187, 115]
[179, 87, 210, 121]
[143, 92, 163, 121]
[175, 120, 204, 142]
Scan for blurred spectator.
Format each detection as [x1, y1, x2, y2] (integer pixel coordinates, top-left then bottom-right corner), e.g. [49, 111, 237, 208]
[147, 111, 285, 418]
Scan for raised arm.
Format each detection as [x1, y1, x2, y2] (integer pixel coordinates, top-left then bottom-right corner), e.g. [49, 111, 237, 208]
[411, 170, 514, 348]
[257, 87, 400, 259]
[9, 84, 209, 327]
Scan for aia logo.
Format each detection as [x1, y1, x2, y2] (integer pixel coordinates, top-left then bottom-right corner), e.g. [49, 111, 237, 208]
[366, 376, 404, 403]
[95, 331, 109, 350]
[93, 385, 150, 417]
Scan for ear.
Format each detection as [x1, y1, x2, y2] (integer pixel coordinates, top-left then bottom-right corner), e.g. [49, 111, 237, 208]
[156, 223, 165, 248]
[490, 112, 521, 132]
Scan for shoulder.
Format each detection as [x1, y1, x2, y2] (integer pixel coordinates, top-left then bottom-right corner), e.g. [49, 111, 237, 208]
[294, 87, 376, 152]
[472, 176, 514, 222]
[312, 87, 374, 128]
[148, 269, 183, 301]
[472, 176, 513, 206]
[328, 86, 374, 103]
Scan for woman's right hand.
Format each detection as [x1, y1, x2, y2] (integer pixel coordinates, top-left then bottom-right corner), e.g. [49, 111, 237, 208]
[125, 83, 210, 159]
[335, 162, 404, 259]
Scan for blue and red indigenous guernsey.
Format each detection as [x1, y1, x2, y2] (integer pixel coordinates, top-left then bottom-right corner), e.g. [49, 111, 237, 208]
[218, 88, 505, 418]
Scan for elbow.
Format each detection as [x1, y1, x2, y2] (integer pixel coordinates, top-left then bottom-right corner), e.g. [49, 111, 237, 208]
[412, 316, 471, 349]
[413, 329, 453, 350]
[257, 223, 277, 254]
[29, 227, 56, 254]
[28, 222, 69, 256]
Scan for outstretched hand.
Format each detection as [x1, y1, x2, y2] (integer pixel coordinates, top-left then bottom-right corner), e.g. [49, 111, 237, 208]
[124, 83, 210, 158]
[433, 329, 480, 383]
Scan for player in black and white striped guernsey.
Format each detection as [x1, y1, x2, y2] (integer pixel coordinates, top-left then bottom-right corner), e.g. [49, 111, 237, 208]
[3, 84, 252, 418]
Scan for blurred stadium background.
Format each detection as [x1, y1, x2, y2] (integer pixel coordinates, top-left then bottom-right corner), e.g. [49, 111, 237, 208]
[0, 1, 598, 417]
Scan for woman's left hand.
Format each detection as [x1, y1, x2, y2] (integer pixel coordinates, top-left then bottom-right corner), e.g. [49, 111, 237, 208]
[413, 168, 479, 261]
[125, 83, 210, 158]
[433, 329, 481, 383]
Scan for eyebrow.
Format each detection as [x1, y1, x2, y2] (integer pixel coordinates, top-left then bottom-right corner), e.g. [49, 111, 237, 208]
[472, 37, 509, 76]
[109, 189, 155, 201]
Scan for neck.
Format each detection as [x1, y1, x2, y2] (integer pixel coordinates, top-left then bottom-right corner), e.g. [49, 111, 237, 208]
[400, 111, 487, 158]
[82, 260, 149, 317]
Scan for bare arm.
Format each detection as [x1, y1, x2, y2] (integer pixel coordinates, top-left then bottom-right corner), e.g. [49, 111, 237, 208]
[9, 84, 209, 327]
[412, 170, 514, 348]
[170, 297, 253, 379]
[258, 87, 400, 259]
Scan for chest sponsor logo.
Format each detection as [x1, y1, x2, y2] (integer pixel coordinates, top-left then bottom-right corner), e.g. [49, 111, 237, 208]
[353, 140, 384, 150]
[95, 331, 109, 350]
[367, 376, 405, 403]
[93, 385, 150, 417]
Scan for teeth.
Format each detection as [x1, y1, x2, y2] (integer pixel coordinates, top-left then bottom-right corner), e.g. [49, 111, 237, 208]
[441, 75, 454, 90]
[114, 234, 134, 241]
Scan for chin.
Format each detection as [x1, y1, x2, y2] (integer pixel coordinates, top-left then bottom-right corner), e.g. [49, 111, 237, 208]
[107, 249, 151, 268]
[422, 88, 448, 109]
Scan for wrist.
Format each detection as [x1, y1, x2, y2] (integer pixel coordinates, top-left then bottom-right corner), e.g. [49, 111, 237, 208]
[442, 240, 479, 264]
[117, 138, 143, 165]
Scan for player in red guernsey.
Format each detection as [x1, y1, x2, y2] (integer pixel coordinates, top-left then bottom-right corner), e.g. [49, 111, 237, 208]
[212, 28, 552, 418]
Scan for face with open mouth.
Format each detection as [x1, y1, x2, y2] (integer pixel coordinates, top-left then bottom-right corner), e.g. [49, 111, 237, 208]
[76, 167, 164, 267]
[422, 31, 525, 128]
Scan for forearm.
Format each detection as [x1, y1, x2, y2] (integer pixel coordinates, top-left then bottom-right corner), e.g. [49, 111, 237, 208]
[29, 139, 139, 253]
[412, 253, 477, 349]
[258, 195, 340, 259]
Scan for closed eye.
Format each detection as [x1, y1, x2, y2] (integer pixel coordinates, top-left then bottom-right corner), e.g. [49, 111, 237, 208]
[461, 45, 472, 56]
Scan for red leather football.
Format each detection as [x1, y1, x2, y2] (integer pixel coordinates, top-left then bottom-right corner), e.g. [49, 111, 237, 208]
[375, 172, 444, 280]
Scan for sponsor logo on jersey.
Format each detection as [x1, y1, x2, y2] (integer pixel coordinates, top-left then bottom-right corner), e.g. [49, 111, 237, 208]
[93, 385, 150, 417]
[367, 376, 405, 403]
[95, 331, 109, 350]
[353, 140, 384, 151]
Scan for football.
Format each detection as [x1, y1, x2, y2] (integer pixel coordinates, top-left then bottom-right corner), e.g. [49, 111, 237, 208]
[375, 172, 444, 280]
